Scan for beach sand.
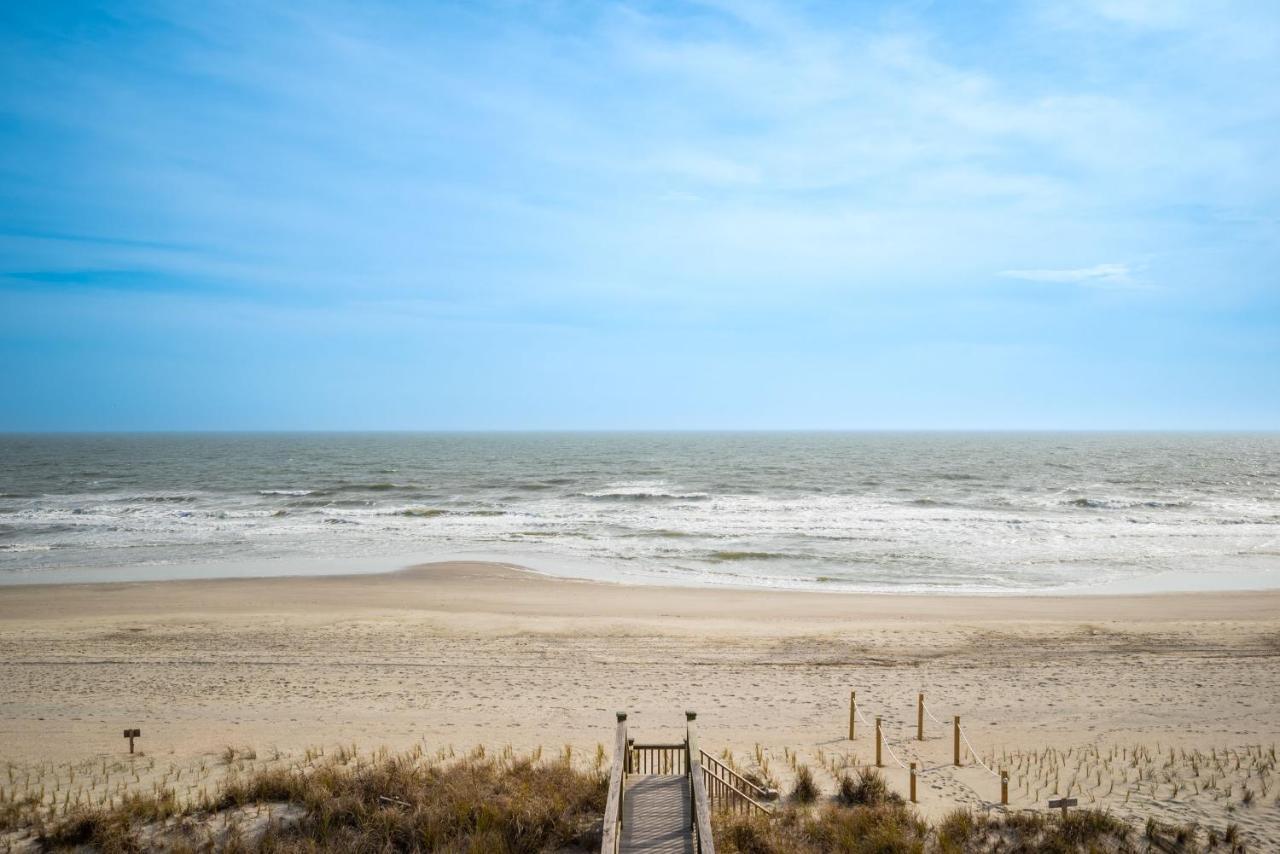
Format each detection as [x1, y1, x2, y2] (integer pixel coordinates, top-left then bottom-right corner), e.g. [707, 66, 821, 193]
[1, 561, 1278, 845]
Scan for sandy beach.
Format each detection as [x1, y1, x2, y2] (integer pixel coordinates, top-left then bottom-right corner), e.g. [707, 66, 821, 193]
[1, 560, 1278, 844]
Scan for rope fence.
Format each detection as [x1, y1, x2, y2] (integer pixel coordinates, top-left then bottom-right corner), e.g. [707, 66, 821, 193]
[846, 689, 1016, 806]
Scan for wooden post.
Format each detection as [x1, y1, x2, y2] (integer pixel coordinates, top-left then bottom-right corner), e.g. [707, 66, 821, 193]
[686, 711, 696, 831]
[123, 728, 140, 754]
[917, 693, 924, 741]
[875, 717, 882, 767]
[953, 716, 961, 766]
[686, 711, 714, 851]
[1001, 769, 1009, 805]
[848, 691, 856, 740]
[909, 762, 917, 803]
[602, 712, 627, 853]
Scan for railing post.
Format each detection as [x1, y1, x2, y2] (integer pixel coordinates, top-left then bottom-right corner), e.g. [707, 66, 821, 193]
[848, 691, 856, 740]
[686, 711, 715, 854]
[917, 693, 924, 741]
[909, 762, 917, 803]
[1001, 769, 1009, 805]
[602, 712, 628, 854]
[875, 717, 883, 767]
[953, 716, 961, 767]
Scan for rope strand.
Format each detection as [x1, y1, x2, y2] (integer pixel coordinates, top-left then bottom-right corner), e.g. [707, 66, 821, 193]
[880, 735, 910, 770]
[958, 725, 1000, 778]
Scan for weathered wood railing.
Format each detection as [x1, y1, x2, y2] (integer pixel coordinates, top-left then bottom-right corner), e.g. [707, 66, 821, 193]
[699, 750, 772, 815]
[627, 740, 688, 775]
[601, 711, 628, 854]
[685, 712, 716, 854]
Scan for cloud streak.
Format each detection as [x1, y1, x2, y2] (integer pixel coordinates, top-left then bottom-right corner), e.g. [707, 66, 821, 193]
[1000, 263, 1140, 288]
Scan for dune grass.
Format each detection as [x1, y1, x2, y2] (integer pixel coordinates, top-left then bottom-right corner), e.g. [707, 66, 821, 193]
[714, 797, 1238, 854]
[18, 753, 1253, 853]
[34, 747, 606, 853]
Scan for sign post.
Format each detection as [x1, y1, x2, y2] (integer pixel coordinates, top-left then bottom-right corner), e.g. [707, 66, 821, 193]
[1048, 797, 1077, 818]
[123, 728, 141, 754]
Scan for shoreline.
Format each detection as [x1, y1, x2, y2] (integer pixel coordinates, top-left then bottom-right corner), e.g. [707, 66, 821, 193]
[3, 559, 1280, 622]
[4, 549, 1279, 598]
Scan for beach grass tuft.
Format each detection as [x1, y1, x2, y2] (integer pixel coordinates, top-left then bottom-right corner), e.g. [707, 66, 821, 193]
[789, 764, 818, 804]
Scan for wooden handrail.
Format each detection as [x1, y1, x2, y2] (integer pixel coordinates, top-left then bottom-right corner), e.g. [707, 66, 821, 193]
[699, 750, 771, 801]
[700, 765, 772, 816]
[686, 712, 716, 854]
[601, 711, 628, 854]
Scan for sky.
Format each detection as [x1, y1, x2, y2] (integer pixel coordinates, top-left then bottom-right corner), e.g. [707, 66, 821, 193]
[1, 0, 1278, 430]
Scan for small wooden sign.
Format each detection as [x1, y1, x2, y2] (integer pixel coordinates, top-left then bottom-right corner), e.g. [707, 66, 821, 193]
[1048, 796, 1077, 816]
[123, 728, 141, 753]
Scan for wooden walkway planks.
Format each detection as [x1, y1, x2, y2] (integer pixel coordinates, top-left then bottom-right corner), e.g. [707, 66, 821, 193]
[621, 774, 693, 853]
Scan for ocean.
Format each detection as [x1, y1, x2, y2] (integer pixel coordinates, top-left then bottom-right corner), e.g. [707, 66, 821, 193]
[1, 432, 1278, 593]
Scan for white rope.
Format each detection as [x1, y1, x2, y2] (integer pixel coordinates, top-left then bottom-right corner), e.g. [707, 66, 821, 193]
[880, 735, 910, 770]
[855, 704, 872, 726]
[958, 725, 1000, 778]
[921, 701, 947, 726]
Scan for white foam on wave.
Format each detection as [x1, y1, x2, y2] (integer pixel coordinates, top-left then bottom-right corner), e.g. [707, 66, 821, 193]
[4, 436, 1280, 594]
[579, 480, 710, 500]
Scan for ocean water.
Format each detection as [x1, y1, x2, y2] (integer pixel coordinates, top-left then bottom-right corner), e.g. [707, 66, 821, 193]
[1, 432, 1278, 593]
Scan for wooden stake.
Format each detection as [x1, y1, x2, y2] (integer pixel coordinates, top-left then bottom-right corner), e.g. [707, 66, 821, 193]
[953, 716, 961, 767]
[875, 717, 883, 768]
[1001, 769, 1009, 805]
[848, 691, 856, 740]
[917, 693, 924, 741]
[909, 762, 917, 803]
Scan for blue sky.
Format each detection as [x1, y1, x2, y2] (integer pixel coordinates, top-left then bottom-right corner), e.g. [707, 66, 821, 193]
[1, 0, 1277, 430]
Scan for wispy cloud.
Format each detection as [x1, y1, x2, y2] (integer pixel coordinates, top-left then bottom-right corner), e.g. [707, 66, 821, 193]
[1000, 263, 1140, 288]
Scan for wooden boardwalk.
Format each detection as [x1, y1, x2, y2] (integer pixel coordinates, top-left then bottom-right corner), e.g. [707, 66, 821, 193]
[621, 774, 693, 853]
[601, 712, 719, 854]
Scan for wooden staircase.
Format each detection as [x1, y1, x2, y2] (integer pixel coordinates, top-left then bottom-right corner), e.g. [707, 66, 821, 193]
[602, 711, 772, 854]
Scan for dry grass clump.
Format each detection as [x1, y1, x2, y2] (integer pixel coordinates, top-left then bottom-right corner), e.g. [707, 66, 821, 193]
[714, 803, 1239, 854]
[789, 765, 819, 804]
[836, 769, 902, 807]
[38, 789, 184, 850]
[934, 808, 1136, 853]
[715, 803, 928, 854]
[0, 789, 42, 832]
[34, 748, 606, 853]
